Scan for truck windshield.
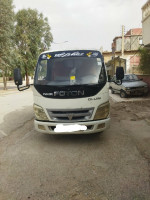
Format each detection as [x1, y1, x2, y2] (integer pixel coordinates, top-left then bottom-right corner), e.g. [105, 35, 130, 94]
[35, 52, 106, 86]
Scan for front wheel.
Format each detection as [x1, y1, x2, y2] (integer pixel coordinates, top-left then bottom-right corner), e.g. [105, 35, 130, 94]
[120, 90, 127, 98]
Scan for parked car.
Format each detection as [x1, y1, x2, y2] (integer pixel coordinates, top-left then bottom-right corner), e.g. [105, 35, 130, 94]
[109, 74, 149, 98]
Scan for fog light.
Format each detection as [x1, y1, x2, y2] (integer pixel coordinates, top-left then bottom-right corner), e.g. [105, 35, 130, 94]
[97, 123, 105, 129]
[38, 125, 46, 130]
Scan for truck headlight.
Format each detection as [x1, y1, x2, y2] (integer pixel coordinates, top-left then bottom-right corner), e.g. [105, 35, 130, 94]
[33, 104, 49, 121]
[126, 87, 130, 90]
[94, 102, 110, 120]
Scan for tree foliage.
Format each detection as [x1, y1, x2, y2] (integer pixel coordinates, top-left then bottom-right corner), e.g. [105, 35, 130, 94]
[138, 47, 150, 74]
[0, 3, 53, 88]
[0, 0, 15, 89]
[15, 8, 53, 85]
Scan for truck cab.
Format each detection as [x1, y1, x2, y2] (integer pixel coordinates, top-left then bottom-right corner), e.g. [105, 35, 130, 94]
[14, 49, 111, 134]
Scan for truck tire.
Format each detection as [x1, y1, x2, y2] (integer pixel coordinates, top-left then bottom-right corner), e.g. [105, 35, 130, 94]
[120, 90, 127, 98]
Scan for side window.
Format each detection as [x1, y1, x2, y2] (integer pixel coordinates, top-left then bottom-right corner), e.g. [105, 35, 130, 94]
[99, 65, 106, 82]
[37, 60, 47, 80]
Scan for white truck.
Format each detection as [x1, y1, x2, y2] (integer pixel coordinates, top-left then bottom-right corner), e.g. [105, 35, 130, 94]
[14, 49, 124, 134]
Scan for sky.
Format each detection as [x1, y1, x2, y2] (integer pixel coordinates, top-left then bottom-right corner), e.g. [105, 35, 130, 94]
[13, 0, 147, 52]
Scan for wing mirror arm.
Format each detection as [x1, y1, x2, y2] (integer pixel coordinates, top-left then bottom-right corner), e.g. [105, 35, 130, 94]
[17, 85, 30, 91]
[114, 79, 122, 85]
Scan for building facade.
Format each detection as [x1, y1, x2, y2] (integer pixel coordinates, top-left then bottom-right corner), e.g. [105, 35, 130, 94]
[112, 28, 142, 53]
[142, 0, 150, 47]
[104, 28, 142, 76]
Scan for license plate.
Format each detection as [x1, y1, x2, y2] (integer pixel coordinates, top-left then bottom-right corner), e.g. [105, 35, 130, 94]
[54, 124, 87, 132]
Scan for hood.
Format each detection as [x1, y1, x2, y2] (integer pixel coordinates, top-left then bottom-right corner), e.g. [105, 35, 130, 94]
[122, 80, 148, 88]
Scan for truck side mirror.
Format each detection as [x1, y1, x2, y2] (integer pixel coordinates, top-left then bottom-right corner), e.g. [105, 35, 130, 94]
[116, 67, 124, 80]
[14, 68, 30, 91]
[14, 68, 22, 86]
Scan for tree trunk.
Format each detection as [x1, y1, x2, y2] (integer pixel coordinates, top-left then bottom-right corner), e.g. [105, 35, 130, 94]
[25, 67, 29, 86]
[2, 72, 7, 90]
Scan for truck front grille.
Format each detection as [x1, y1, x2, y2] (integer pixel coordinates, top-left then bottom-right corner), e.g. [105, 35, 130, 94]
[47, 108, 94, 122]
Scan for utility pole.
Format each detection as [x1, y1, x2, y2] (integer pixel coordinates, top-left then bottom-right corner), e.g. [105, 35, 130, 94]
[121, 25, 124, 57]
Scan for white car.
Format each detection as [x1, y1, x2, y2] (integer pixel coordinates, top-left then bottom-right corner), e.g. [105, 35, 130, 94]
[110, 74, 149, 98]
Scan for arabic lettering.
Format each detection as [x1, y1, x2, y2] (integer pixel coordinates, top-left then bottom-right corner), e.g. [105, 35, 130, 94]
[54, 51, 84, 58]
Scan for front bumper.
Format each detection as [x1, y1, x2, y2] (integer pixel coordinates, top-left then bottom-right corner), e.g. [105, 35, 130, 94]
[125, 88, 148, 95]
[34, 118, 110, 134]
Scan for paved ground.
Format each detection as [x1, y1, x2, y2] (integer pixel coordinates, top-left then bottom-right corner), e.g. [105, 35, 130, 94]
[0, 80, 19, 91]
[0, 89, 150, 200]
[0, 88, 33, 138]
[0, 80, 33, 91]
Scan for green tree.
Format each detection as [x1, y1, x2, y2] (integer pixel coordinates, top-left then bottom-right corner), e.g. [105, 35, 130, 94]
[138, 47, 150, 74]
[15, 9, 53, 85]
[0, 0, 15, 90]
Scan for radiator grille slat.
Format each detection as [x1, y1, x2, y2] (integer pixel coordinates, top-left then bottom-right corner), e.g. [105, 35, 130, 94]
[47, 108, 94, 122]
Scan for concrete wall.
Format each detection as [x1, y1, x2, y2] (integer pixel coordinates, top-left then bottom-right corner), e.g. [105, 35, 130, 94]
[104, 50, 141, 75]
[103, 52, 112, 63]
[124, 37, 131, 51]
[116, 38, 122, 51]
[130, 36, 142, 50]
[142, 16, 150, 46]
[115, 36, 141, 52]
[142, 0, 150, 46]
[137, 74, 150, 92]
[106, 57, 126, 77]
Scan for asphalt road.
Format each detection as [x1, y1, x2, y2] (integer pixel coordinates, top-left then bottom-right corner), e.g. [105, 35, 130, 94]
[0, 90, 150, 200]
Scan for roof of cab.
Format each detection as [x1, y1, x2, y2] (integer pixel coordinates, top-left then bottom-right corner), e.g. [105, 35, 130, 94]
[40, 48, 101, 55]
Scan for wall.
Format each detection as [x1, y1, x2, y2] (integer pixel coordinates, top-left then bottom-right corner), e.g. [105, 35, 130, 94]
[137, 74, 150, 92]
[111, 51, 141, 74]
[142, 0, 150, 46]
[116, 38, 122, 51]
[106, 57, 126, 77]
[124, 37, 131, 51]
[115, 36, 141, 52]
[142, 16, 150, 46]
[130, 35, 142, 50]
[130, 55, 140, 66]
[103, 52, 112, 63]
